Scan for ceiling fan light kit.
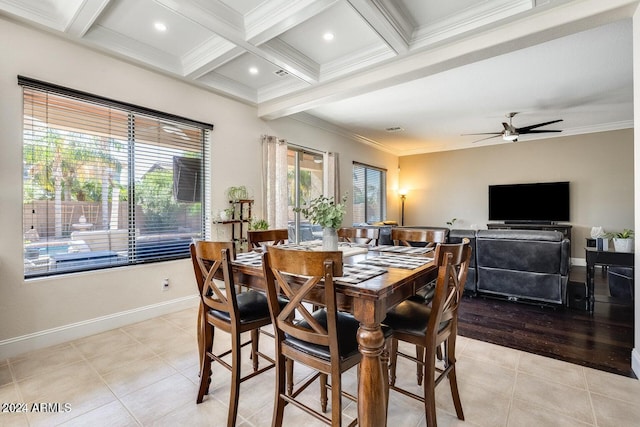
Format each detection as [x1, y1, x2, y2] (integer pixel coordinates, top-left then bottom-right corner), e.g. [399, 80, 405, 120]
[464, 112, 563, 144]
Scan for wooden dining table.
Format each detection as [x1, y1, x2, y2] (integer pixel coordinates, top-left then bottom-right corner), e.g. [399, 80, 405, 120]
[215, 245, 438, 427]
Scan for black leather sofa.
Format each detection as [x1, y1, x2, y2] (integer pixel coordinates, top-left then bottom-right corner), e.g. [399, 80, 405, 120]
[474, 229, 570, 305]
[361, 225, 570, 305]
[448, 229, 477, 295]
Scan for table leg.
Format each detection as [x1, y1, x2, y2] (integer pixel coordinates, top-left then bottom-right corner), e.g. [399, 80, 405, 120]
[356, 323, 387, 427]
[586, 261, 595, 315]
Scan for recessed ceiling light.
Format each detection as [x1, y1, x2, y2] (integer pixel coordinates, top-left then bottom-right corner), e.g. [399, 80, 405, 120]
[154, 22, 167, 32]
[249, 67, 259, 75]
[323, 32, 334, 41]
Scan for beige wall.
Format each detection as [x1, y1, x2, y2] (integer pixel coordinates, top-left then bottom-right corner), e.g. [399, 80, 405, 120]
[0, 18, 398, 350]
[399, 129, 634, 261]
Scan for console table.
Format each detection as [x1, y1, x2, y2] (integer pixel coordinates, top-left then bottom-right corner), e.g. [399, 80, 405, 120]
[585, 247, 634, 314]
[487, 223, 572, 240]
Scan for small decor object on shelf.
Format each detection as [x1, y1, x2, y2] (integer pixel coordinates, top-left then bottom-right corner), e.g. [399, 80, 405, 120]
[220, 207, 235, 222]
[225, 185, 249, 202]
[249, 218, 269, 231]
[608, 229, 634, 253]
[294, 194, 347, 251]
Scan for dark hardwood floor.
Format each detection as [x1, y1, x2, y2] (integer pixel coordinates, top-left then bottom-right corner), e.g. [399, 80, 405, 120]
[457, 266, 636, 378]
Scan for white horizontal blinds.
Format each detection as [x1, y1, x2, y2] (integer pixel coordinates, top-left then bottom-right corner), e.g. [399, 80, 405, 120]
[23, 89, 126, 276]
[352, 162, 386, 224]
[20, 77, 210, 277]
[131, 113, 205, 262]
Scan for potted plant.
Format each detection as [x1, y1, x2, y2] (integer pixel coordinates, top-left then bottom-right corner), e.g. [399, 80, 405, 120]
[226, 186, 249, 202]
[249, 218, 269, 231]
[220, 207, 235, 221]
[609, 229, 634, 252]
[293, 194, 348, 250]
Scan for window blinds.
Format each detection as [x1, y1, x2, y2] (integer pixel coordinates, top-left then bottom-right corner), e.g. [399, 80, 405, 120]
[20, 76, 212, 278]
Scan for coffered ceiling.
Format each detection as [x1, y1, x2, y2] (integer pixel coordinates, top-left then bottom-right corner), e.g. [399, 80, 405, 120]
[0, 0, 637, 154]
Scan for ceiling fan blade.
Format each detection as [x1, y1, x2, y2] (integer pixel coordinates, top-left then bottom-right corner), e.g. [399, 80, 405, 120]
[471, 134, 502, 143]
[523, 129, 563, 134]
[461, 132, 503, 136]
[517, 119, 563, 133]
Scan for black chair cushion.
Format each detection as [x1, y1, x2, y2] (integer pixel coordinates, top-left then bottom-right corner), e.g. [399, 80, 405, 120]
[410, 282, 436, 303]
[383, 300, 449, 337]
[284, 310, 392, 362]
[608, 266, 634, 300]
[209, 290, 284, 324]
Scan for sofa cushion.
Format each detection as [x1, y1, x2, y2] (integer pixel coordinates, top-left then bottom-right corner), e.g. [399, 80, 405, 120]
[476, 230, 565, 274]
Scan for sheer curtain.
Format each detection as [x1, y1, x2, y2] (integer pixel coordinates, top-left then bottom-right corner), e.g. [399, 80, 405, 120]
[262, 136, 288, 229]
[323, 151, 339, 200]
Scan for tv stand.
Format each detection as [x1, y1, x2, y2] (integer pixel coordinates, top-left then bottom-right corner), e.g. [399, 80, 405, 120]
[504, 220, 555, 225]
[487, 223, 572, 241]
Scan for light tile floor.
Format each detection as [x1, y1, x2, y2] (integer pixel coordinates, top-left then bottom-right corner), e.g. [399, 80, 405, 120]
[1, 306, 639, 427]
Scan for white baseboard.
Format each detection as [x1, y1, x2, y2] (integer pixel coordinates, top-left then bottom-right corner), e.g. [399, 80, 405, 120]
[0, 295, 199, 360]
[633, 348, 640, 380]
[571, 257, 586, 267]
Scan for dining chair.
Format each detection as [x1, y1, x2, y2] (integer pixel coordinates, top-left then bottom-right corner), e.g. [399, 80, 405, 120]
[247, 228, 289, 249]
[190, 241, 277, 427]
[390, 238, 472, 386]
[390, 228, 447, 248]
[337, 226, 379, 245]
[261, 245, 361, 427]
[384, 239, 471, 427]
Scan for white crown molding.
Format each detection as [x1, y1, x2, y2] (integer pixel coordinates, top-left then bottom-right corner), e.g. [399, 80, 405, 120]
[320, 43, 395, 82]
[245, 0, 338, 45]
[411, 0, 533, 49]
[258, 0, 638, 120]
[260, 38, 320, 83]
[65, 0, 111, 37]
[83, 25, 182, 74]
[347, 0, 411, 54]
[0, 296, 198, 360]
[291, 112, 397, 154]
[0, 0, 68, 31]
[197, 72, 257, 103]
[182, 36, 242, 78]
[394, 120, 636, 156]
[257, 78, 310, 104]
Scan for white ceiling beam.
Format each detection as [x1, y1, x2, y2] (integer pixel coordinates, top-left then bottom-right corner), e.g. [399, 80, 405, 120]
[155, 0, 319, 85]
[347, 0, 411, 54]
[182, 37, 243, 79]
[258, 0, 640, 120]
[245, 0, 338, 45]
[65, 0, 112, 37]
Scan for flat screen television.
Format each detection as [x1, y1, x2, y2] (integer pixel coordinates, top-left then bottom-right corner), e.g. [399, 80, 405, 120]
[173, 156, 202, 203]
[488, 181, 570, 223]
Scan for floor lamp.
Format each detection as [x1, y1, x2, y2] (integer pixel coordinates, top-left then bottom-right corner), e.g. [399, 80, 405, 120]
[399, 191, 406, 226]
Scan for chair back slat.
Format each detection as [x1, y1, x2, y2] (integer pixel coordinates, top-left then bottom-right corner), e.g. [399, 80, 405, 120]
[429, 239, 472, 340]
[248, 229, 288, 249]
[262, 246, 343, 350]
[391, 228, 447, 247]
[190, 241, 237, 315]
[337, 227, 379, 245]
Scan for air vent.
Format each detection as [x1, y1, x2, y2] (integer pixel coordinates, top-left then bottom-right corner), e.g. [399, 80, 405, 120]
[274, 69, 289, 77]
[385, 126, 404, 132]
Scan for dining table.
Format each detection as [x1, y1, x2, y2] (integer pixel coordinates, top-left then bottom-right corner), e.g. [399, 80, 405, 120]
[217, 242, 438, 427]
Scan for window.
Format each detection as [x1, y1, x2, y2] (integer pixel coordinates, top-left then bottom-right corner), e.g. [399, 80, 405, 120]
[287, 147, 324, 242]
[352, 162, 386, 224]
[20, 76, 212, 278]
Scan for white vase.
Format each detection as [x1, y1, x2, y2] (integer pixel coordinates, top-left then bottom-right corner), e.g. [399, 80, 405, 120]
[613, 238, 633, 253]
[322, 227, 338, 251]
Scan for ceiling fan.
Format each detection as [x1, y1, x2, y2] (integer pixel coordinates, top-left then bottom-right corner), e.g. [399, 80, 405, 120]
[463, 112, 563, 143]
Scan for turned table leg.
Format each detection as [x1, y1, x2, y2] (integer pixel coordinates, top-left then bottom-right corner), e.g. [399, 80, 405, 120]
[357, 323, 387, 427]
